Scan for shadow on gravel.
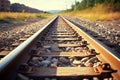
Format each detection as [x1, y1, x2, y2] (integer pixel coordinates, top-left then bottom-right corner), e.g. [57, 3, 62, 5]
[0, 19, 11, 23]
[0, 18, 42, 32]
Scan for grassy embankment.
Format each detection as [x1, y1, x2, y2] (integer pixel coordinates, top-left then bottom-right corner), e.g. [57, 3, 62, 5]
[0, 12, 53, 23]
[62, 4, 120, 21]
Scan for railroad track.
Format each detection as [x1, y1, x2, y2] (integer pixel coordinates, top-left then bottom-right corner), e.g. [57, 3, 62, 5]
[0, 16, 120, 80]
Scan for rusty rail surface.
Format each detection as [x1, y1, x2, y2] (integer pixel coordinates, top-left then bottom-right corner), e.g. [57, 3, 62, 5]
[62, 16, 120, 79]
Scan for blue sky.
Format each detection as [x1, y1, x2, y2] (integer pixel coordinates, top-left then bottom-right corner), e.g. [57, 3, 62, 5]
[9, 0, 82, 11]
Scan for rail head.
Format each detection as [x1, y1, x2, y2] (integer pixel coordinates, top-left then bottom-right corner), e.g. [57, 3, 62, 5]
[0, 16, 58, 73]
[61, 16, 120, 79]
[62, 16, 120, 61]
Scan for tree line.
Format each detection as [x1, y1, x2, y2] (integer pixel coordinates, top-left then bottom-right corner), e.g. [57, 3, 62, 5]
[70, 0, 120, 11]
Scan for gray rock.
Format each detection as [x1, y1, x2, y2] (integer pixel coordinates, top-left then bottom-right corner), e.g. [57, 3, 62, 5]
[41, 60, 51, 67]
[32, 57, 39, 63]
[59, 57, 69, 63]
[51, 58, 58, 63]
[38, 57, 44, 61]
[44, 78, 50, 80]
[50, 63, 57, 68]
[72, 59, 81, 65]
[84, 57, 99, 67]
[46, 49, 51, 53]
[93, 62, 102, 67]
[51, 78, 57, 80]
[66, 47, 72, 51]
[80, 57, 89, 62]
[46, 57, 52, 61]
[86, 57, 99, 63]
[84, 62, 93, 67]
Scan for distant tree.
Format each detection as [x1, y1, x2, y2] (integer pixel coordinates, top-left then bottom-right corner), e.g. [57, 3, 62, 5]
[112, 0, 120, 11]
[80, 0, 87, 9]
[104, 0, 114, 4]
[68, 0, 120, 11]
[71, 4, 74, 11]
[76, 2, 80, 10]
[86, 0, 95, 7]
[94, 0, 104, 5]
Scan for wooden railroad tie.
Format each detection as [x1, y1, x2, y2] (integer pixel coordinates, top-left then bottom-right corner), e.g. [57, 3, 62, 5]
[32, 52, 98, 57]
[44, 44, 85, 47]
[51, 33, 74, 35]
[19, 66, 116, 77]
[46, 38, 79, 41]
[50, 34, 76, 37]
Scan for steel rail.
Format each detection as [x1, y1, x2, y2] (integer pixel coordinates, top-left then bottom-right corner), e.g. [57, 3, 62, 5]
[0, 16, 58, 79]
[62, 16, 120, 79]
[0, 15, 120, 79]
